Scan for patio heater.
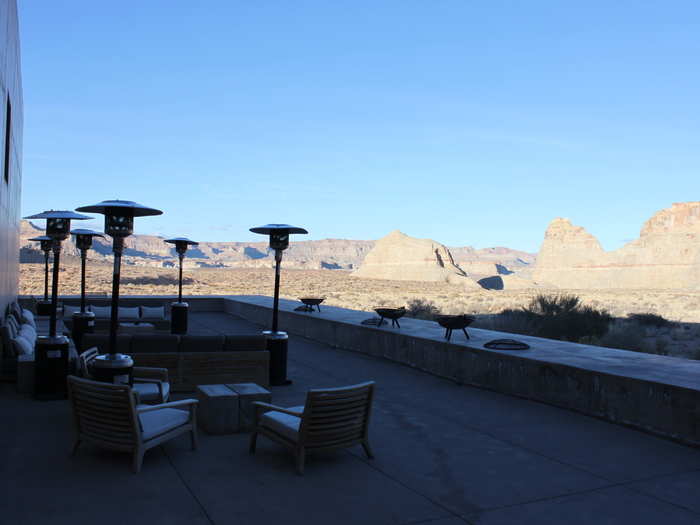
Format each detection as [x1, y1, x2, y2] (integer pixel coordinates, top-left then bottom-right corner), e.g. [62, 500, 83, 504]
[164, 237, 198, 334]
[249, 223, 307, 386]
[23, 210, 91, 399]
[69, 228, 104, 350]
[28, 235, 53, 316]
[75, 200, 162, 384]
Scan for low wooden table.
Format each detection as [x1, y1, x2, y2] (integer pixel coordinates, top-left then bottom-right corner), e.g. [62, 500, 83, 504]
[195, 383, 271, 434]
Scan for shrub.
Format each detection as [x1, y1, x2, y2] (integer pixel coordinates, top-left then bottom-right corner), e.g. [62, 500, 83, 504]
[405, 299, 441, 320]
[508, 294, 613, 342]
[628, 312, 672, 328]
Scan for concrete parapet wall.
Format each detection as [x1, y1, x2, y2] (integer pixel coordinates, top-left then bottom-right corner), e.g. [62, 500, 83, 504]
[223, 295, 700, 447]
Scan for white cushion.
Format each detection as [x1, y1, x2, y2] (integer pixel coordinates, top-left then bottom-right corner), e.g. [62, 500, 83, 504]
[12, 335, 34, 356]
[140, 306, 165, 320]
[139, 408, 189, 441]
[63, 305, 81, 318]
[119, 307, 140, 320]
[22, 309, 36, 327]
[19, 324, 37, 346]
[89, 305, 111, 319]
[260, 405, 304, 442]
[133, 381, 170, 403]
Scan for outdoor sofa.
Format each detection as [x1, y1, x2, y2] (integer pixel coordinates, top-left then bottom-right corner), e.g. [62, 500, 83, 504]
[81, 333, 269, 391]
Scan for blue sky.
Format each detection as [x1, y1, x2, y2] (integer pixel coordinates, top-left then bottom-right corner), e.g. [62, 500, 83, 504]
[18, 1, 700, 252]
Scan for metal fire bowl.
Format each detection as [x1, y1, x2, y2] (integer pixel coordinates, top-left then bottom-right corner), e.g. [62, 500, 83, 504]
[300, 298, 325, 307]
[436, 314, 475, 330]
[374, 307, 406, 320]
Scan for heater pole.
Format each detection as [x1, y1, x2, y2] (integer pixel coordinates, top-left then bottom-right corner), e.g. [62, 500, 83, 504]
[49, 241, 61, 338]
[109, 238, 124, 356]
[272, 249, 282, 333]
[80, 250, 87, 313]
[178, 254, 183, 303]
[43, 251, 49, 302]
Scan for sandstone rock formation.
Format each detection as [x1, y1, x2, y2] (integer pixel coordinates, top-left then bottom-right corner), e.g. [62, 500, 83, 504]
[20, 220, 374, 270]
[353, 230, 482, 287]
[532, 202, 700, 289]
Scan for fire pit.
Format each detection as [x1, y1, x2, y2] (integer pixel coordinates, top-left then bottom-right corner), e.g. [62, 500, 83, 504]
[299, 297, 324, 312]
[435, 314, 475, 341]
[374, 307, 406, 328]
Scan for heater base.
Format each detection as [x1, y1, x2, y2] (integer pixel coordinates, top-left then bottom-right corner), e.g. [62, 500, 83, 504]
[91, 354, 134, 385]
[36, 300, 52, 316]
[71, 311, 95, 352]
[34, 335, 71, 400]
[171, 302, 189, 334]
[263, 331, 291, 386]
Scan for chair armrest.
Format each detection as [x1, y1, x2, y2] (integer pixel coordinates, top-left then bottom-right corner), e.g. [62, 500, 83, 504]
[137, 398, 198, 413]
[133, 366, 168, 382]
[252, 401, 304, 416]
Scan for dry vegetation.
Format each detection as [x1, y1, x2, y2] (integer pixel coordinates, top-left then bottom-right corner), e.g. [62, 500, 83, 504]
[20, 263, 700, 359]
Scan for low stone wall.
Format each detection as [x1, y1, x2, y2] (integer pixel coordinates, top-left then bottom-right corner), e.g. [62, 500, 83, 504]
[224, 295, 700, 447]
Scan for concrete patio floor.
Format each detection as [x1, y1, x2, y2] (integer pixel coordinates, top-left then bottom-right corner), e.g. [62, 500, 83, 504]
[2, 312, 700, 525]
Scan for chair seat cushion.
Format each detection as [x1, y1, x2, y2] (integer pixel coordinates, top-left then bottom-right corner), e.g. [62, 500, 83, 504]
[140, 408, 189, 441]
[133, 381, 170, 403]
[260, 406, 304, 442]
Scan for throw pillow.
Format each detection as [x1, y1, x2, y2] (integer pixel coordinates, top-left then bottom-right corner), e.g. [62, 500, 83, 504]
[22, 309, 36, 327]
[140, 305, 166, 320]
[63, 305, 81, 318]
[19, 324, 37, 346]
[118, 307, 140, 320]
[89, 305, 111, 319]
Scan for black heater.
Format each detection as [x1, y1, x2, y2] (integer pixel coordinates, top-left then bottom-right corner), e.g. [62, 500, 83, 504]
[28, 235, 53, 316]
[249, 223, 307, 386]
[69, 228, 104, 351]
[164, 237, 198, 334]
[23, 210, 91, 399]
[76, 200, 162, 384]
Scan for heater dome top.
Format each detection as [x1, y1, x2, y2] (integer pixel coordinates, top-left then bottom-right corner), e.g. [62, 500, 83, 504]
[24, 210, 92, 220]
[164, 237, 199, 246]
[76, 200, 162, 217]
[249, 224, 308, 235]
[70, 229, 104, 237]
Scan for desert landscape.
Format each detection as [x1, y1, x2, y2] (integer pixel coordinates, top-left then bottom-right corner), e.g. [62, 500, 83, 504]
[19, 201, 700, 360]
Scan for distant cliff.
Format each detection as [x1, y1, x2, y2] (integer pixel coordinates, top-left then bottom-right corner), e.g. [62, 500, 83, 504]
[532, 202, 700, 289]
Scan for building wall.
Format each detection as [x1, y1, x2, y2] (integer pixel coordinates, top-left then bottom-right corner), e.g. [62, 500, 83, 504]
[0, 0, 23, 315]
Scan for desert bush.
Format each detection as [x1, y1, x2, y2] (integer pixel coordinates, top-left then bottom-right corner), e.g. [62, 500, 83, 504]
[628, 312, 673, 328]
[473, 309, 536, 335]
[507, 294, 613, 342]
[405, 298, 441, 320]
[595, 320, 647, 352]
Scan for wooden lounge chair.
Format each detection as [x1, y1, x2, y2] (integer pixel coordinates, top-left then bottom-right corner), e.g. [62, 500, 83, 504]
[78, 347, 171, 404]
[67, 375, 198, 473]
[249, 381, 375, 474]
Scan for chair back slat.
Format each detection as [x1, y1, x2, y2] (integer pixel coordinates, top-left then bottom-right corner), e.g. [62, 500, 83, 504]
[67, 376, 140, 449]
[78, 348, 99, 378]
[300, 381, 374, 448]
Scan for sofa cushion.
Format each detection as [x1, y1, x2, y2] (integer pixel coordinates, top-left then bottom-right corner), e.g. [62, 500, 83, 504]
[81, 334, 132, 355]
[179, 335, 224, 353]
[140, 306, 166, 320]
[119, 307, 140, 320]
[223, 335, 267, 352]
[139, 407, 189, 441]
[89, 305, 111, 319]
[12, 335, 33, 357]
[131, 334, 180, 354]
[260, 406, 304, 442]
